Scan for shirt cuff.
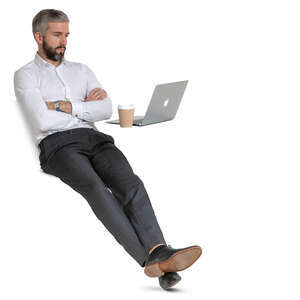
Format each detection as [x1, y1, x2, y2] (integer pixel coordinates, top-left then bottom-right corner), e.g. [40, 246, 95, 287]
[71, 101, 84, 119]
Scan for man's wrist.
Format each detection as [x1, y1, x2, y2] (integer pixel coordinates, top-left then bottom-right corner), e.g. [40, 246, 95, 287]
[54, 101, 62, 111]
[58, 101, 64, 111]
[46, 100, 72, 114]
[60, 101, 72, 114]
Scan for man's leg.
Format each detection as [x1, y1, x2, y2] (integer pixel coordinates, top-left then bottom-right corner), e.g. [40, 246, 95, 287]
[89, 139, 167, 255]
[43, 145, 149, 267]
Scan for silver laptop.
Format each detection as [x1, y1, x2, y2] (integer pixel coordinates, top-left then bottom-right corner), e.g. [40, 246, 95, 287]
[106, 80, 188, 126]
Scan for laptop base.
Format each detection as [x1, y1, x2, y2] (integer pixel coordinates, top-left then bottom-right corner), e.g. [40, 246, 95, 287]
[106, 115, 144, 126]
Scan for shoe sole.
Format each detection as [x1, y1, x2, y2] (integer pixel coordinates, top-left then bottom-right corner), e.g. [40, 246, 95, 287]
[144, 246, 202, 277]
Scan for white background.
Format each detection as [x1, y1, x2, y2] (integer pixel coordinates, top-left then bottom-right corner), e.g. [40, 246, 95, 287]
[1, 0, 300, 299]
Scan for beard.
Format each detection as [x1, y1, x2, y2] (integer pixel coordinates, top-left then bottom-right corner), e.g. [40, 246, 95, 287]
[42, 39, 66, 62]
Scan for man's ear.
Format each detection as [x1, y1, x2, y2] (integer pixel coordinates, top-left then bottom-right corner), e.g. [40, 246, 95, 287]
[34, 32, 43, 45]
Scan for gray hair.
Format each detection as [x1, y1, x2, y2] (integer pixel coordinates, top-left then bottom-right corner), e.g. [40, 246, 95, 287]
[32, 9, 69, 38]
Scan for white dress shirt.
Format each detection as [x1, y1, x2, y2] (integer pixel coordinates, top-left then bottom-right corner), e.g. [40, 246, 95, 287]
[14, 52, 113, 146]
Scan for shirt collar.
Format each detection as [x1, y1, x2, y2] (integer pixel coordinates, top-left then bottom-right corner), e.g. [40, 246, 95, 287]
[34, 51, 68, 69]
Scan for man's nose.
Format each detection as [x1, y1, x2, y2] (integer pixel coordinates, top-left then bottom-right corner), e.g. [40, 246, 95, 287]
[60, 36, 67, 46]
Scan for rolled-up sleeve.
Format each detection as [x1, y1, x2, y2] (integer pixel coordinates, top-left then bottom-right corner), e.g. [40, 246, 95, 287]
[71, 64, 113, 122]
[14, 69, 74, 132]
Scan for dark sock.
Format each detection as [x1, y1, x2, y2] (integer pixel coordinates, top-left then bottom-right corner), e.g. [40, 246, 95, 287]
[149, 244, 166, 256]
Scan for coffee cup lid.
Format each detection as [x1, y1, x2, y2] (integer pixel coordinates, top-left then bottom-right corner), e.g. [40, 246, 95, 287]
[118, 104, 135, 109]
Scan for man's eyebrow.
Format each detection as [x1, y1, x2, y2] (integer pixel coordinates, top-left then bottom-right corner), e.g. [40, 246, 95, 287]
[53, 32, 70, 34]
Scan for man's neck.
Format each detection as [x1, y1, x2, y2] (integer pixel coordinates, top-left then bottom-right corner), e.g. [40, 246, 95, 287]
[37, 50, 62, 68]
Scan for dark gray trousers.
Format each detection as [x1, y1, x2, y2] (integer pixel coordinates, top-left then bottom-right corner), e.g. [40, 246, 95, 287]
[38, 127, 166, 267]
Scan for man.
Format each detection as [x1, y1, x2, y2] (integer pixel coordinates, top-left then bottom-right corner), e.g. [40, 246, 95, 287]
[14, 9, 202, 290]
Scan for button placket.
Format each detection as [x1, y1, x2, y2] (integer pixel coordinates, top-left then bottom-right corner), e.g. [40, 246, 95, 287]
[55, 69, 67, 99]
[55, 70, 77, 120]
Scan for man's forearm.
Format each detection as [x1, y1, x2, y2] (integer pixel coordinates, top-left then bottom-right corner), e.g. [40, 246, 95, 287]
[46, 88, 107, 115]
[46, 101, 72, 114]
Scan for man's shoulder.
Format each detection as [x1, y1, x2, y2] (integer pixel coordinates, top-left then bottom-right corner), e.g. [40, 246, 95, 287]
[65, 59, 90, 71]
[14, 60, 38, 77]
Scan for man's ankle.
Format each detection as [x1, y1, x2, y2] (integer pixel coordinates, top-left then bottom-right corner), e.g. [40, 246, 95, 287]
[148, 243, 165, 255]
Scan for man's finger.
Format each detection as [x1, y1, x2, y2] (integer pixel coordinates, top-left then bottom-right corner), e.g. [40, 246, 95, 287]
[89, 88, 101, 96]
[90, 89, 98, 96]
[97, 91, 107, 99]
[95, 90, 106, 97]
[98, 90, 106, 96]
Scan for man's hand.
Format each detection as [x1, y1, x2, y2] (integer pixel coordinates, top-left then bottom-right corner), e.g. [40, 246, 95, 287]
[85, 88, 107, 102]
[45, 101, 72, 114]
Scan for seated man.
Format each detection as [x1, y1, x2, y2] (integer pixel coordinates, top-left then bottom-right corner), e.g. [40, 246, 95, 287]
[13, 9, 202, 290]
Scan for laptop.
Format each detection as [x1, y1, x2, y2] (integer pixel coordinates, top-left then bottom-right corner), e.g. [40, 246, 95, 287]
[106, 80, 188, 126]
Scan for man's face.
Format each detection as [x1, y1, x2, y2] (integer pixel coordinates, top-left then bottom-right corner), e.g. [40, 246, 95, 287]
[41, 22, 70, 62]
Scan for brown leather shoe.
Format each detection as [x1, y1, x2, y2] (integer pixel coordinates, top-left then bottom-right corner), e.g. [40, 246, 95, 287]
[144, 244, 202, 277]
